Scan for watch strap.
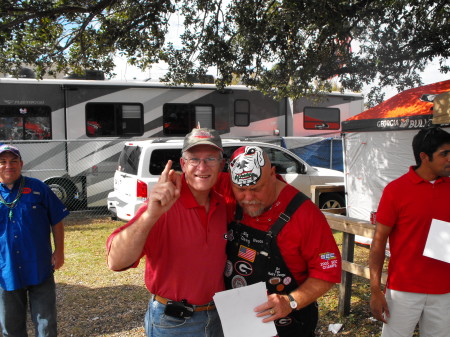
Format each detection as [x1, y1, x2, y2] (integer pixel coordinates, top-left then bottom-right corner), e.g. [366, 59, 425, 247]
[287, 294, 297, 309]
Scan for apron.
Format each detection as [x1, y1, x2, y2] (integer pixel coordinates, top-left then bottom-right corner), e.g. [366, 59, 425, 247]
[225, 192, 318, 337]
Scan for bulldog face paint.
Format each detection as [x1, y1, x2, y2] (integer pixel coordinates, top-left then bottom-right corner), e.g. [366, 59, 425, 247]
[230, 146, 265, 186]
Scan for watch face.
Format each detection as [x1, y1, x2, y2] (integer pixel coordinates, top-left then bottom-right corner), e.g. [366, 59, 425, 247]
[288, 295, 297, 309]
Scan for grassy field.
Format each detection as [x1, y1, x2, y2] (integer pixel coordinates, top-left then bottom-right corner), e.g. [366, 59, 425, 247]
[48, 214, 387, 337]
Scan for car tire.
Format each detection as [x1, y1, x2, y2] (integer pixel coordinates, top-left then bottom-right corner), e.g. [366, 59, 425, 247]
[319, 192, 345, 210]
[46, 179, 78, 210]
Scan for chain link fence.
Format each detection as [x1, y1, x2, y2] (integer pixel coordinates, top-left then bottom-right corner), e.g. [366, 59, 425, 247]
[1, 136, 344, 221]
[1, 139, 126, 220]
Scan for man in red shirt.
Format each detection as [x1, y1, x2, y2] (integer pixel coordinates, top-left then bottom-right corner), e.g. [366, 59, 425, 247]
[107, 128, 227, 337]
[221, 145, 341, 337]
[370, 127, 450, 337]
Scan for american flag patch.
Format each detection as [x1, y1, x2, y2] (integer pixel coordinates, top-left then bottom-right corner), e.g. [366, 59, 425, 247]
[238, 245, 256, 262]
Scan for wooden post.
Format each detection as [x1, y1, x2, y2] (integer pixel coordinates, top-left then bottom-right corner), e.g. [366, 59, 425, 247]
[338, 231, 355, 316]
[322, 212, 387, 316]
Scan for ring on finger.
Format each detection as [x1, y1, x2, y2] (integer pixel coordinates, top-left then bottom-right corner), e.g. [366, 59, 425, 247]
[269, 309, 275, 315]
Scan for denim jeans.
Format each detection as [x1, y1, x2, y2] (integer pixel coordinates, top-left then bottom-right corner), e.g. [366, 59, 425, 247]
[0, 274, 57, 337]
[145, 296, 224, 337]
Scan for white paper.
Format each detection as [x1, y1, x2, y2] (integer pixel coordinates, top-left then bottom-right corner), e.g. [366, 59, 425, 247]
[328, 323, 343, 334]
[423, 219, 450, 264]
[213, 282, 277, 337]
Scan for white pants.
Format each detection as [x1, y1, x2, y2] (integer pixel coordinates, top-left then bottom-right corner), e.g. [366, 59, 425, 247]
[381, 289, 450, 337]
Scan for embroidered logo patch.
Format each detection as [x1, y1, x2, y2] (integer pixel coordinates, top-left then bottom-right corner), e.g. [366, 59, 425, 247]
[276, 284, 285, 292]
[276, 317, 293, 327]
[231, 275, 247, 288]
[320, 252, 337, 261]
[283, 276, 292, 286]
[269, 277, 281, 285]
[234, 261, 253, 276]
[226, 229, 234, 241]
[238, 245, 256, 262]
[225, 260, 233, 277]
[320, 252, 338, 270]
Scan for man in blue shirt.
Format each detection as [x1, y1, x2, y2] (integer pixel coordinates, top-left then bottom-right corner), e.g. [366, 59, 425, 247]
[0, 144, 69, 337]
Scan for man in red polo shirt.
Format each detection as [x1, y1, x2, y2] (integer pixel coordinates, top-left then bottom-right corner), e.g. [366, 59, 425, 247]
[107, 128, 227, 337]
[370, 127, 450, 337]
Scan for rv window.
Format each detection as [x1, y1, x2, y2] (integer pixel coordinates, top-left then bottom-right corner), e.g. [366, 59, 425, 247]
[234, 99, 250, 126]
[163, 104, 214, 135]
[150, 149, 182, 175]
[303, 107, 340, 130]
[0, 106, 52, 140]
[86, 103, 144, 137]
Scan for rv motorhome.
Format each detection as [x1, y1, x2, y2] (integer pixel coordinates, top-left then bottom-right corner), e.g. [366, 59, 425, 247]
[0, 77, 363, 209]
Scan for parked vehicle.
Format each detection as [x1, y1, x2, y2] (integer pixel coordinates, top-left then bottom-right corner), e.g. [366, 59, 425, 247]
[0, 77, 362, 209]
[107, 138, 345, 221]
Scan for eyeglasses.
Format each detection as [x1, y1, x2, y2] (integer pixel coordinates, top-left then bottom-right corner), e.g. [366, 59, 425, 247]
[183, 157, 222, 167]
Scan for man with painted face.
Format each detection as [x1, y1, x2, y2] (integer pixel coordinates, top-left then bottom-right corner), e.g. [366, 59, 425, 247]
[221, 146, 341, 337]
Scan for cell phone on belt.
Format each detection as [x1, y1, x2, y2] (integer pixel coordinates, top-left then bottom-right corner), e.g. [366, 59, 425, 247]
[164, 299, 194, 318]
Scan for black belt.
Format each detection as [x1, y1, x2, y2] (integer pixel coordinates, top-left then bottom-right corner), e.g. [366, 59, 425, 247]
[154, 295, 216, 312]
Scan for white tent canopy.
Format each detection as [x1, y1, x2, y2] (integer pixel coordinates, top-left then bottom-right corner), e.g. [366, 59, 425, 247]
[342, 80, 450, 244]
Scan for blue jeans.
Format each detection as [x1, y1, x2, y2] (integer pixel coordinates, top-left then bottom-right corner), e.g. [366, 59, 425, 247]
[0, 274, 57, 337]
[145, 296, 224, 337]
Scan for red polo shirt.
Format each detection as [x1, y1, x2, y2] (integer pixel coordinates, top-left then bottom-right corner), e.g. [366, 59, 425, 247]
[377, 166, 450, 294]
[239, 184, 342, 285]
[215, 173, 341, 285]
[107, 175, 228, 305]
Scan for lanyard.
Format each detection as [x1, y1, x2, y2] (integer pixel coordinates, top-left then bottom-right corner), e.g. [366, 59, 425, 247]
[0, 177, 25, 220]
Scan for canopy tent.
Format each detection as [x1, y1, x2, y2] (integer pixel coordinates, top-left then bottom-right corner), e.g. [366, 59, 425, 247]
[342, 79, 450, 132]
[341, 80, 450, 239]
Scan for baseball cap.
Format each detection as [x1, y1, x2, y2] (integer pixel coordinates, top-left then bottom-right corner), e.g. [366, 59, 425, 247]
[182, 127, 223, 152]
[0, 144, 21, 159]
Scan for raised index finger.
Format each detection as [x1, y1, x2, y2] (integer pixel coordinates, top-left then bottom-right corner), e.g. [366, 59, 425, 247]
[159, 160, 173, 183]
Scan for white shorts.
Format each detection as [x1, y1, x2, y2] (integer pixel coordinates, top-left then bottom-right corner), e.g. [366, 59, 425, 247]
[381, 289, 450, 337]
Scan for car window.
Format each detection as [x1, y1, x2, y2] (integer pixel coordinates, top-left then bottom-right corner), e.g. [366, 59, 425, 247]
[260, 146, 301, 174]
[118, 146, 142, 175]
[150, 149, 183, 175]
[144, 144, 305, 176]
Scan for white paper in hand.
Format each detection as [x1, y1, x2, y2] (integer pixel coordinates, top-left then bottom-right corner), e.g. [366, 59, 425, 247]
[213, 282, 277, 337]
[423, 219, 450, 264]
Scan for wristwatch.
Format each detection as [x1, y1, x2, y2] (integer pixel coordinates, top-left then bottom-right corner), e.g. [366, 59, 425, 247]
[287, 293, 298, 310]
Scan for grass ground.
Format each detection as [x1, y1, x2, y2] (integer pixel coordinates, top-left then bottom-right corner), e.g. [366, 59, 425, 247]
[46, 215, 389, 336]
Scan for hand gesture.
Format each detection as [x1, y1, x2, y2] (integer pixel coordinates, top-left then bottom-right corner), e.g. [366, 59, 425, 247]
[146, 160, 182, 218]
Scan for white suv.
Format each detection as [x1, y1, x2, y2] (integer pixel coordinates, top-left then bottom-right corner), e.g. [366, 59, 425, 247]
[107, 138, 345, 221]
